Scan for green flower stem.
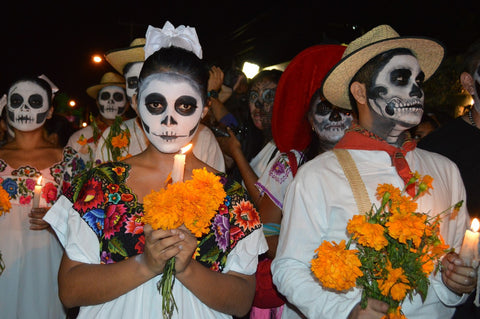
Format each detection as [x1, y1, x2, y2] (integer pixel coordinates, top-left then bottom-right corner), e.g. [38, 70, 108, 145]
[157, 257, 177, 319]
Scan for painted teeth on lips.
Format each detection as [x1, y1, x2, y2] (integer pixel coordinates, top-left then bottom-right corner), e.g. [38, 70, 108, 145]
[388, 98, 423, 109]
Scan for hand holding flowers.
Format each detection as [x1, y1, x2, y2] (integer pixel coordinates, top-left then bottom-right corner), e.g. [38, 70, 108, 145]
[311, 172, 462, 319]
[142, 168, 226, 319]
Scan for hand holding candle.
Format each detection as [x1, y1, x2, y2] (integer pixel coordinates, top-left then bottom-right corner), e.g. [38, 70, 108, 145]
[171, 144, 192, 183]
[460, 218, 480, 267]
[32, 176, 42, 208]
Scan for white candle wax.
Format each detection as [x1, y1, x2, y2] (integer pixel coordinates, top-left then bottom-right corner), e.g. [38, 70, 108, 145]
[32, 176, 42, 208]
[171, 154, 186, 184]
[459, 218, 480, 267]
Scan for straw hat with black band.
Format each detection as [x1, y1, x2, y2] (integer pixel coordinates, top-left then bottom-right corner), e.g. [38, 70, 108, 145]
[322, 24, 445, 110]
[105, 38, 146, 75]
[86, 72, 126, 99]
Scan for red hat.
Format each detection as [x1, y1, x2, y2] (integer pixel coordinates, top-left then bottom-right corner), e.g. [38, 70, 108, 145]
[272, 44, 346, 152]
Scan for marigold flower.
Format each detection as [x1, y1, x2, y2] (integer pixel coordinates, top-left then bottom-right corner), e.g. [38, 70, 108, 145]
[77, 135, 87, 146]
[390, 195, 417, 214]
[0, 186, 11, 216]
[418, 175, 433, 195]
[347, 215, 388, 251]
[143, 168, 225, 236]
[383, 306, 406, 319]
[377, 261, 410, 301]
[111, 133, 129, 149]
[311, 240, 362, 291]
[386, 212, 427, 247]
[376, 184, 401, 202]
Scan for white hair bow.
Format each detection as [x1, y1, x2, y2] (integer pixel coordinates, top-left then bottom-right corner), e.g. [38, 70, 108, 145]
[38, 74, 59, 95]
[144, 21, 203, 60]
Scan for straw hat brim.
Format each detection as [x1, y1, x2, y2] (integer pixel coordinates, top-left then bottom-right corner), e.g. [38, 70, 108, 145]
[105, 45, 145, 74]
[86, 82, 126, 99]
[322, 36, 445, 110]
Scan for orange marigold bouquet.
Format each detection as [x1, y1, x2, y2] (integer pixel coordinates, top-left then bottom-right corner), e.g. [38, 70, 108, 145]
[0, 185, 11, 275]
[142, 168, 226, 319]
[311, 172, 462, 319]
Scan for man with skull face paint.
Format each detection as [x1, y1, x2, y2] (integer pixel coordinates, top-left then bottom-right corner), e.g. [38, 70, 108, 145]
[272, 25, 475, 319]
[66, 72, 128, 166]
[44, 25, 267, 318]
[0, 76, 84, 318]
[97, 28, 226, 172]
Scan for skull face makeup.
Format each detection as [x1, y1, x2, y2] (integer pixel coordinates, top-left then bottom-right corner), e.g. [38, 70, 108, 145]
[249, 79, 277, 131]
[367, 54, 425, 130]
[310, 96, 353, 147]
[7, 81, 50, 132]
[138, 73, 205, 153]
[124, 62, 144, 105]
[97, 86, 127, 120]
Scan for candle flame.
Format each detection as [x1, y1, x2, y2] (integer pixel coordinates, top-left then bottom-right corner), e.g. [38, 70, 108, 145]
[36, 176, 43, 185]
[472, 218, 480, 232]
[180, 143, 193, 154]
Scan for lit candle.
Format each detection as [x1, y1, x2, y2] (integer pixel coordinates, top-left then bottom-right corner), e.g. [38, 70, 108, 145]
[32, 175, 42, 208]
[171, 144, 192, 183]
[459, 218, 480, 267]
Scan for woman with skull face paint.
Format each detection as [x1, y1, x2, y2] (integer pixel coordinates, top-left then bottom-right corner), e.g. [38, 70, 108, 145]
[96, 35, 226, 173]
[272, 25, 475, 319]
[0, 76, 84, 318]
[217, 70, 283, 207]
[43, 45, 267, 318]
[249, 44, 351, 318]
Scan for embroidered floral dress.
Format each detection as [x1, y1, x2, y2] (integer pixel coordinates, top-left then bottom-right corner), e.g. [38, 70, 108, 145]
[0, 146, 84, 319]
[44, 162, 268, 318]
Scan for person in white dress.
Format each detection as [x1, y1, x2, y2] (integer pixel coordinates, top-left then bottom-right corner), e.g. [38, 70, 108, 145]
[0, 76, 82, 318]
[44, 23, 267, 319]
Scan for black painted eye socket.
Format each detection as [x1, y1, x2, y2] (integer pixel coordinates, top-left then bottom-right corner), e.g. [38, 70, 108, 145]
[28, 94, 44, 109]
[113, 92, 124, 102]
[315, 100, 334, 116]
[175, 95, 198, 116]
[100, 91, 111, 100]
[10, 93, 23, 108]
[262, 88, 276, 105]
[415, 71, 425, 87]
[249, 91, 259, 104]
[127, 77, 138, 90]
[390, 69, 412, 86]
[145, 92, 167, 115]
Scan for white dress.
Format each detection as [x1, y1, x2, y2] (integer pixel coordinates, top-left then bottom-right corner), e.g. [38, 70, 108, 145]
[0, 147, 82, 319]
[44, 162, 267, 318]
[272, 148, 470, 319]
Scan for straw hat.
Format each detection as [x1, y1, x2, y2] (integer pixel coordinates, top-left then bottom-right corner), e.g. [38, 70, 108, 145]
[105, 38, 146, 74]
[86, 72, 126, 99]
[322, 25, 445, 110]
[272, 44, 346, 152]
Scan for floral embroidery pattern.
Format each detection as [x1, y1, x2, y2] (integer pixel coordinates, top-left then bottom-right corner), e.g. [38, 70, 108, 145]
[65, 162, 262, 270]
[0, 147, 83, 206]
[268, 157, 291, 185]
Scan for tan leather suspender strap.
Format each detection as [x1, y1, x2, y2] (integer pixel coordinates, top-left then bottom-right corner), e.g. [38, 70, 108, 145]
[333, 149, 371, 214]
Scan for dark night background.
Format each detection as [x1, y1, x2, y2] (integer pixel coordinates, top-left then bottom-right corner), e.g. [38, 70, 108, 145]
[1, 1, 479, 125]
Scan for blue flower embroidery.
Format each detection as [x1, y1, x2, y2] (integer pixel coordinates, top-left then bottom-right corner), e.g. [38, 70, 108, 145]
[83, 208, 105, 236]
[2, 178, 18, 197]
